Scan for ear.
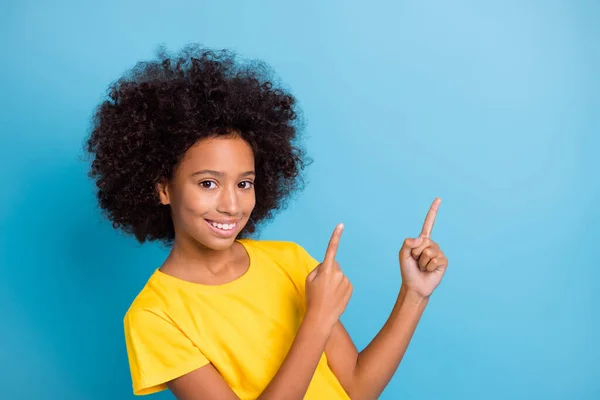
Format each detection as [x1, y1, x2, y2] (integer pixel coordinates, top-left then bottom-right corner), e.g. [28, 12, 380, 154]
[156, 179, 171, 205]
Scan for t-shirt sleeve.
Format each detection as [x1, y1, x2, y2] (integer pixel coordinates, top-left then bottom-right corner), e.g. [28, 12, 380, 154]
[124, 309, 210, 395]
[287, 242, 321, 313]
[292, 242, 321, 276]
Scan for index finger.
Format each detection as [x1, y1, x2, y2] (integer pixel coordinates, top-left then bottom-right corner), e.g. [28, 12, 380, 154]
[324, 223, 344, 264]
[420, 198, 441, 238]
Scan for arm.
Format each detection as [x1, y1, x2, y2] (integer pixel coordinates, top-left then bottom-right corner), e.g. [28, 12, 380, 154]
[168, 313, 331, 400]
[169, 224, 351, 400]
[326, 198, 448, 399]
[325, 285, 428, 400]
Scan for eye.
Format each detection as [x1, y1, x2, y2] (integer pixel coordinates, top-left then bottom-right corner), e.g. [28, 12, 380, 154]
[239, 181, 254, 189]
[199, 180, 217, 189]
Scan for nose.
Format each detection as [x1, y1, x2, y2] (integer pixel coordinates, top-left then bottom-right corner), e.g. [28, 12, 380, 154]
[216, 185, 240, 215]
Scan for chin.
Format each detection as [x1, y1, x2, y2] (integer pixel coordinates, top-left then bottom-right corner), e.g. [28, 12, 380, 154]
[204, 236, 239, 251]
[196, 221, 248, 251]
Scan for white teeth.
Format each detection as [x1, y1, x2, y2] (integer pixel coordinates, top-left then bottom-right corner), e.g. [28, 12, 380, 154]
[210, 221, 235, 230]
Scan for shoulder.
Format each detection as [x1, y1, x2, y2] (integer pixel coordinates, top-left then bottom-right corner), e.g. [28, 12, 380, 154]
[123, 271, 172, 324]
[241, 239, 320, 276]
[241, 239, 315, 262]
[241, 238, 303, 252]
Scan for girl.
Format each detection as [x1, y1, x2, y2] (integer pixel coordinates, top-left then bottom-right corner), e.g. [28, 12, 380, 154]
[86, 45, 448, 400]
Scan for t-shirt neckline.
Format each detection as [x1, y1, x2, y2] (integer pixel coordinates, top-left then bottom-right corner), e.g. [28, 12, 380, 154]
[152, 239, 256, 293]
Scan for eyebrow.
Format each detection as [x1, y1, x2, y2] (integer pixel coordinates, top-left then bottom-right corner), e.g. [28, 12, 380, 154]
[191, 170, 256, 178]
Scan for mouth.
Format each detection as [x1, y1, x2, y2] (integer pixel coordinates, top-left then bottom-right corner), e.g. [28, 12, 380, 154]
[204, 219, 240, 238]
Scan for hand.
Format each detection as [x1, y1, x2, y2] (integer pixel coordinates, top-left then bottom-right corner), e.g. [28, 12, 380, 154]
[398, 198, 448, 298]
[305, 224, 353, 333]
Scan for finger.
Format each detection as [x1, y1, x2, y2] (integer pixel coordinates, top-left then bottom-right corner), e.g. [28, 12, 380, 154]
[341, 275, 351, 289]
[420, 197, 442, 238]
[345, 281, 353, 301]
[425, 256, 447, 272]
[411, 238, 436, 259]
[399, 237, 424, 260]
[325, 262, 344, 278]
[342, 279, 353, 305]
[306, 265, 320, 282]
[332, 260, 342, 272]
[324, 223, 344, 265]
[418, 247, 436, 271]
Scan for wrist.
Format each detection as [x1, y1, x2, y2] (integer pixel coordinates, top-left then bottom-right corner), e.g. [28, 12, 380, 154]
[399, 284, 429, 306]
[302, 309, 335, 339]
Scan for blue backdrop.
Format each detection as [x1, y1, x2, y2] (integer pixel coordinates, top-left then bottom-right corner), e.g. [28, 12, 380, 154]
[1, 0, 598, 399]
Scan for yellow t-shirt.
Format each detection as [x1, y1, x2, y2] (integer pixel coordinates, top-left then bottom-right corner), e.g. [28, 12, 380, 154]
[124, 239, 350, 399]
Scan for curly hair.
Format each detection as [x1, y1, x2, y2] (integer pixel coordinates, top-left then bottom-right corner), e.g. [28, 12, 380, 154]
[85, 45, 309, 246]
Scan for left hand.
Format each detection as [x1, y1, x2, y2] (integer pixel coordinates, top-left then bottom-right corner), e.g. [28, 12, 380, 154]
[398, 198, 448, 298]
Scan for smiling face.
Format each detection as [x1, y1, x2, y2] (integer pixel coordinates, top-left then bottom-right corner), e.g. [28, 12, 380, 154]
[157, 135, 256, 251]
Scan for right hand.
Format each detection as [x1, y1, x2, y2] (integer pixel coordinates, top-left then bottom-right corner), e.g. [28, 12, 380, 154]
[305, 223, 353, 333]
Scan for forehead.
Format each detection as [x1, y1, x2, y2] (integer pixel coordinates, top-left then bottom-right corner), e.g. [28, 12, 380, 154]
[179, 136, 255, 173]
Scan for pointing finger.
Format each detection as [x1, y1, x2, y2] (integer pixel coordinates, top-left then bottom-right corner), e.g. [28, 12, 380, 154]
[420, 198, 441, 238]
[324, 223, 344, 265]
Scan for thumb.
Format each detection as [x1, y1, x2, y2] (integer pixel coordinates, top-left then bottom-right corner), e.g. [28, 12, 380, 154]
[306, 264, 320, 282]
[399, 237, 424, 260]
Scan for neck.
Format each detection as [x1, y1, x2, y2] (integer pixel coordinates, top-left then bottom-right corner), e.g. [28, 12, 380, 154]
[165, 232, 239, 277]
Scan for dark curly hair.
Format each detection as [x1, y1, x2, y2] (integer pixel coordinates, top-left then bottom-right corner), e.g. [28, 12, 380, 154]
[85, 45, 310, 246]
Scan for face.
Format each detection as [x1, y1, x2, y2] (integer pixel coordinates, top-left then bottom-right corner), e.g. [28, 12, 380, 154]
[158, 135, 256, 251]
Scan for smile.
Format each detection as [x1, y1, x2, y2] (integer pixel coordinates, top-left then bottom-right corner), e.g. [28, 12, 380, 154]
[205, 219, 239, 237]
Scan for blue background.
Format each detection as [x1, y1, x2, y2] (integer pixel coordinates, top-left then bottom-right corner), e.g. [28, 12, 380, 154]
[1, 0, 598, 399]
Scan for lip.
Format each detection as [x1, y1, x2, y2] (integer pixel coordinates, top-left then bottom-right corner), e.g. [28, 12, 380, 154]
[205, 219, 241, 224]
[205, 219, 239, 238]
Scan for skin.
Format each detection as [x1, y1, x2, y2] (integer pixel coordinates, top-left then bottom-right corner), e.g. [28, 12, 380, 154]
[324, 198, 448, 400]
[156, 134, 257, 284]
[157, 135, 448, 400]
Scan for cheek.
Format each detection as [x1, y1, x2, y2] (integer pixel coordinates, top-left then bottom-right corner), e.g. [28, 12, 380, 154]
[244, 190, 256, 212]
[178, 188, 213, 216]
